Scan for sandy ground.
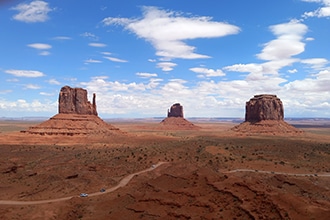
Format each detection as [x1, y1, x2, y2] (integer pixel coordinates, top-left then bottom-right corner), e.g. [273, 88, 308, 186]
[0, 119, 330, 219]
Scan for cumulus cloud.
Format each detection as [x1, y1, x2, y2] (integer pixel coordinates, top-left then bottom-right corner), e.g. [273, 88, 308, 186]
[102, 6, 240, 60]
[302, 0, 330, 18]
[156, 62, 177, 71]
[257, 20, 307, 61]
[5, 69, 45, 77]
[190, 67, 225, 78]
[104, 56, 128, 63]
[136, 72, 158, 78]
[12, 0, 53, 23]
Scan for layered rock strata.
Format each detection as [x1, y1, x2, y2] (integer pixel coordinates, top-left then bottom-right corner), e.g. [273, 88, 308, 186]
[167, 103, 183, 117]
[232, 94, 302, 134]
[160, 103, 199, 130]
[23, 86, 121, 136]
[59, 86, 97, 115]
[245, 94, 283, 122]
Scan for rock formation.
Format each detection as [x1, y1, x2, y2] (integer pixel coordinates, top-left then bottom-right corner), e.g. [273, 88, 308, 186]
[167, 103, 183, 118]
[232, 94, 302, 134]
[23, 86, 121, 136]
[160, 103, 199, 130]
[245, 94, 283, 122]
[59, 86, 97, 115]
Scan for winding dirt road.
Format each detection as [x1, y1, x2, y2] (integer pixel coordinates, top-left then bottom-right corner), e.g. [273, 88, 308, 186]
[0, 162, 168, 206]
[223, 169, 330, 177]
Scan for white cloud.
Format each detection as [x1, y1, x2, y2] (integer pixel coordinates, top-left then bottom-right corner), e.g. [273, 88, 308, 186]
[224, 63, 263, 73]
[305, 37, 315, 41]
[52, 36, 72, 40]
[12, 0, 52, 23]
[47, 79, 61, 85]
[104, 56, 128, 63]
[27, 43, 52, 50]
[81, 32, 99, 41]
[257, 20, 307, 61]
[302, 0, 330, 18]
[288, 69, 298, 73]
[136, 72, 158, 78]
[89, 43, 107, 47]
[102, 6, 240, 60]
[24, 84, 41, 89]
[156, 62, 177, 71]
[190, 67, 225, 78]
[5, 69, 45, 77]
[40, 92, 54, 96]
[0, 90, 12, 94]
[84, 59, 102, 64]
[301, 58, 328, 69]
[101, 52, 112, 55]
[39, 51, 51, 56]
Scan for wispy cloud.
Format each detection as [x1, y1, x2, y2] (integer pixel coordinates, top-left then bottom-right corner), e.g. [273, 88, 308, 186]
[84, 59, 102, 64]
[52, 36, 72, 41]
[5, 69, 45, 77]
[104, 56, 128, 63]
[27, 43, 51, 56]
[27, 43, 52, 50]
[102, 6, 240, 60]
[89, 42, 107, 47]
[47, 79, 61, 85]
[302, 0, 330, 18]
[24, 84, 41, 89]
[81, 32, 99, 41]
[136, 72, 158, 78]
[0, 90, 12, 94]
[11, 0, 53, 23]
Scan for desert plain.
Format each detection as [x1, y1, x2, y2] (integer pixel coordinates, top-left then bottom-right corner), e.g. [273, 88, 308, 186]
[0, 118, 330, 219]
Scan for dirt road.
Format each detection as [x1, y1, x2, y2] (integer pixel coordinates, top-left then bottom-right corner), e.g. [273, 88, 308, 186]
[223, 169, 330, 177]
[0, 162, 167, 206]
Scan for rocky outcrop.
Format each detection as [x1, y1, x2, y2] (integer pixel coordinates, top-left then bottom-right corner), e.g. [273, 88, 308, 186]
[160, 103, 199, 130]
[167, 103, 183, 118]
[59, 86, 97, 116]
[245, 94, 283, 122]
[22, 86, 122, 136]
[232, 94, 302, 135]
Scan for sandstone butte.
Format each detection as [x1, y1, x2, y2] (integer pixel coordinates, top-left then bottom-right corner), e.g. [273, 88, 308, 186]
[160, 103, 199, 130]
[232, 94, 303, 134]
[22, 86, 121, 136]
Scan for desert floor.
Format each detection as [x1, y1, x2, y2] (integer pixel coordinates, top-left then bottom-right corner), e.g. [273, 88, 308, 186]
[0, 119, 330, 219]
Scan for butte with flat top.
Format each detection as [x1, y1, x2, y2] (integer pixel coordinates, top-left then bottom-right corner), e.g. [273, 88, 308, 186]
[232, 94, 303, 134]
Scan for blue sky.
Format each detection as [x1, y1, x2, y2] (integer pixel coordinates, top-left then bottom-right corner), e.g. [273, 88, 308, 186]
[0, 0, 330, 118]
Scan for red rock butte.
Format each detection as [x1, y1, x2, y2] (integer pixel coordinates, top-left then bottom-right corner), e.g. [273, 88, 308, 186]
[22, 86, 121, 136]
[232, 94, 303, 134]
[160, 103, 199, 130]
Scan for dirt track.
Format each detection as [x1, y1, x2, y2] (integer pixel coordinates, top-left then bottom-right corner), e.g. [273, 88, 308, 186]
[0, 162, 167, 206]
[223, 169, 330, 177]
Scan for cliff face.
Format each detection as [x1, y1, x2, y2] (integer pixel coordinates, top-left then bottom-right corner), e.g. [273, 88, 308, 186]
[245, 94, 283, 122]
[167, 103, 184, 118]
[232, 94, 302, 135]
[58, 86, 97, 116]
